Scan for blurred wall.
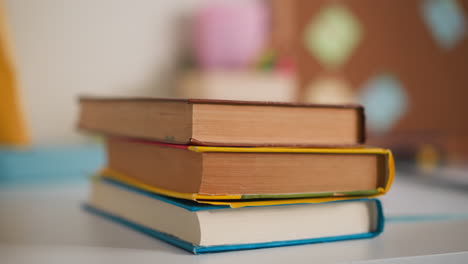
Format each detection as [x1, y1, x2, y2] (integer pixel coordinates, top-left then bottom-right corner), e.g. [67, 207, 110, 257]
[5, 0, 207, 144]
[271, 0, 468, 161]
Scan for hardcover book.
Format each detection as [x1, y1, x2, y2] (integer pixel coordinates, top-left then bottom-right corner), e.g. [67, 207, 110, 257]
[78, 97, 365, 147]
[100, 137, 394, 206]
[85, 178, 384, 254]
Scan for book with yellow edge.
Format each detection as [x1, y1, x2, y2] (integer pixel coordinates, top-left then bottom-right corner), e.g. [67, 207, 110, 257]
[100, 137, 394, 208]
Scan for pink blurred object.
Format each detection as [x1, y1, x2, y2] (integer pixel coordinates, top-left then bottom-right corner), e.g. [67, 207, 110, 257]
[276, 56, 296, 75]
[194, 0, 268, 69]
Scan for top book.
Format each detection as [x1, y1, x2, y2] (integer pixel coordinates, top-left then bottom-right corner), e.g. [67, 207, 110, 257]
[78, 97, 365, 146]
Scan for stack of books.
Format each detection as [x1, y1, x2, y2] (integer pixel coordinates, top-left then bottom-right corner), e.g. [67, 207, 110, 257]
[78, 97, 394, 254]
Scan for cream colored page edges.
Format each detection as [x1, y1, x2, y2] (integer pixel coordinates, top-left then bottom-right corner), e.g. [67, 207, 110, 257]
[197, 200, 374, 246]
[89, 180, 201, 244]
[192, 103, 358, 145]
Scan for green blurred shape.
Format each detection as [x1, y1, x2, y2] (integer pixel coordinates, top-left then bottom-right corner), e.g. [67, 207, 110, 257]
[304, 3, 362, 69]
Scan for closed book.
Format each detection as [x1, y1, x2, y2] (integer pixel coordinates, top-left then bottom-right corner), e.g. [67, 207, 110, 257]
[78, 97, 365, 147]
[85, 178, 384, 254]
[100, 137, 394, 206]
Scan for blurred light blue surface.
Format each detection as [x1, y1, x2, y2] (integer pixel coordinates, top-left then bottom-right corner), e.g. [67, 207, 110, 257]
[421, 0, 467, 50]
[359, 73, 408, 135]
[0, 144, 105, 187]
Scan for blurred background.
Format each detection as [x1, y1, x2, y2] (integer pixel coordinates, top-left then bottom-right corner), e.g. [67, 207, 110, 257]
[1, 0, 468, 186]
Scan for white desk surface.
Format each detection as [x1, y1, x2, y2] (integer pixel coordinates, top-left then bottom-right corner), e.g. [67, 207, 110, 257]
[1, 173, 468, 264]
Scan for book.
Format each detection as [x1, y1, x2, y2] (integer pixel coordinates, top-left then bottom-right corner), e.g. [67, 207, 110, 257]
[100, 137, 394, 205]
[85, 178, 384, 254]
[78, 97, 365, 147]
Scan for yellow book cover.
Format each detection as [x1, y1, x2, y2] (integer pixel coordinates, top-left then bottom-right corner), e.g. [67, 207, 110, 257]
[99, 142, 394, 208]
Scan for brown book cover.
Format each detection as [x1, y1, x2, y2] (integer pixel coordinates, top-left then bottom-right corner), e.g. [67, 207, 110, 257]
[78, 97, 365, 147]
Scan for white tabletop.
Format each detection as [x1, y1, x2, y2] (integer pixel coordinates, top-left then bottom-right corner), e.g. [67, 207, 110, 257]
[1, 174, 468, 264]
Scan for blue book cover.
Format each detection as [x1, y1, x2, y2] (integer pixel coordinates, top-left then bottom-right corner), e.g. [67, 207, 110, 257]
[84, 178, 385, 254]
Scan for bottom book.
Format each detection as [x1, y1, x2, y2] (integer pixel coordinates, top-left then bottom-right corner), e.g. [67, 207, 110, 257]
[84, 178, 384, 254]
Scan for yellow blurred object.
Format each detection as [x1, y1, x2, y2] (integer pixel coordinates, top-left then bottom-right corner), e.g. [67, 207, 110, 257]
[303, 75, 357, 104]
[416, 144, 439, 173]
[176, 70, 296, 102]
[0, 1, 29, 145]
